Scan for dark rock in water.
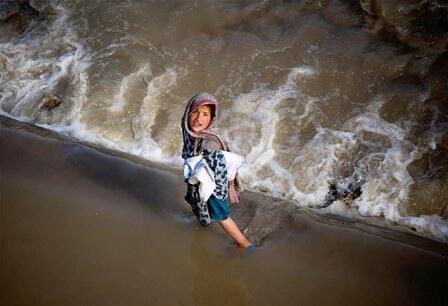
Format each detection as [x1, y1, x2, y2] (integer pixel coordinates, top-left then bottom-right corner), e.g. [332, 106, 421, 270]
[29, 0, 49, 13]
[359, 0, 448, 54]
[441, 203, 448, 220]
[442, 133, 448, 152]
[322, 172, 365, 208]
[0, 0, 20, 21]
[322, 1, 362, 27]
[0, 11, 28, 42]
[0, 0, 41, 21]
[424, 52, 448, 106]
[0, 0, 41, 42]
[41, 95, 62, 110]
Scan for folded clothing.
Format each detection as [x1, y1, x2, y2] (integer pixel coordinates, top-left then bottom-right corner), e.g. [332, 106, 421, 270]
[183, 151, 244, 203]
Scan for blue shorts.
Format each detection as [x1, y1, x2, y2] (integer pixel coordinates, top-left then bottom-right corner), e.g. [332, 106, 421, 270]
[207, 196, 229, 221]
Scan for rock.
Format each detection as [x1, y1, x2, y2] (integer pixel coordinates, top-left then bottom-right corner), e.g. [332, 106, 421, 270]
[322, 172, 365, 208]
[359, 0, 448, 54]
[323, 1, 362, 27]
[441, 203, 448, 220]
[0, 0, 20, 21]
[0, 0, 42, 42]
[41, 95, 62, 110]
[0, 12, 28, 42]
[29, 0, 48, 12]
[359, 0, 373, 14]
[424, 52, 448, 105]
[442, 133, 448, 152]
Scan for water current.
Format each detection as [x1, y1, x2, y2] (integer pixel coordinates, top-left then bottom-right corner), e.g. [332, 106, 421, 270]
[1, 0, 447, 241]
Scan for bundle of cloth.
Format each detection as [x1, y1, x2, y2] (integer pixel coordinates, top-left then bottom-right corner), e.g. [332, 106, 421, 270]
[183, 151, 245, 203]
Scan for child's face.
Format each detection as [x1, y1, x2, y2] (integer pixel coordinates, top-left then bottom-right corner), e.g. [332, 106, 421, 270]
[189, 105, 213, 133]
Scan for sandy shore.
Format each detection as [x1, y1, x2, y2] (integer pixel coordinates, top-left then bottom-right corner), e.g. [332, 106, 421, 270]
[1, 115, 447, 306]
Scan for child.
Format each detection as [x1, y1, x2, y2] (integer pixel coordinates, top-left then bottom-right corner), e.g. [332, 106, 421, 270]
[181, 93, 253, 249]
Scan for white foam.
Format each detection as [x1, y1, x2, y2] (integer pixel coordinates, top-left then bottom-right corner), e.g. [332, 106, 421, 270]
[109, 64, 152, 113]
[347, 98, 419, 224]
[224, 66, 331, 204]
[401, 215, 448, 241]
[128, 66, 186, 165]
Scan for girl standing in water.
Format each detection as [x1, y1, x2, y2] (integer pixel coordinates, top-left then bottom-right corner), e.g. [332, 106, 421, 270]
[181, 93, 253, 249]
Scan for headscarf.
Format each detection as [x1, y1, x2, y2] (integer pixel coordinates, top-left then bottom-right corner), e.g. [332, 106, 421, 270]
[181, 93, 227, 159]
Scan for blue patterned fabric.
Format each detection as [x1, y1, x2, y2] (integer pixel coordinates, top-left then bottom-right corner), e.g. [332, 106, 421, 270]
[184, 183, 211, 226]
[202, 149, 228, 200]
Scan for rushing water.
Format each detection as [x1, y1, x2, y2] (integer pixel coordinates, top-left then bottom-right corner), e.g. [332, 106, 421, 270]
[1, 0, 447, 241]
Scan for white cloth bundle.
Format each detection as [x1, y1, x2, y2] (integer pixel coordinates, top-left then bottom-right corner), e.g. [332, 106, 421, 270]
[221, 151, 244, 181]
[183, 151, 244, 202]
[184, 155, 216, 203]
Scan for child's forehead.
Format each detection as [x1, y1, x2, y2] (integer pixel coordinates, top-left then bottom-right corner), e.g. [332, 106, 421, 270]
[192, 104, 213, 113]
[198, 105, 212, 111]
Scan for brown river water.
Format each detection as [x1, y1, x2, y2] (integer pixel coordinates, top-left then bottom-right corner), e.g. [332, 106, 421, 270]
[0, 0, 447, 241]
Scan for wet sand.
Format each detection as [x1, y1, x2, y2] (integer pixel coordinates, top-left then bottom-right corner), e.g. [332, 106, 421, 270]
[1, 115, 447, 306]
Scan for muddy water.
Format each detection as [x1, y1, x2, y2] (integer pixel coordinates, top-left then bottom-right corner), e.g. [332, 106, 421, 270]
[0, 0, 447, 240]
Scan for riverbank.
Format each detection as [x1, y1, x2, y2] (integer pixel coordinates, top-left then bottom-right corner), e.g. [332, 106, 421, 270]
[1, 115, 447, 306]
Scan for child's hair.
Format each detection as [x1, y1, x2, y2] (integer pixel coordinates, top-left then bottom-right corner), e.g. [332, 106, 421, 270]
[208, 105, 216, 119]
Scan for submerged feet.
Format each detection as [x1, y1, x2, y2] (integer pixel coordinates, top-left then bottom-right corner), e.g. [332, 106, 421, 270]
[247, 243, 256, 251]
[218, 217, 252, 248]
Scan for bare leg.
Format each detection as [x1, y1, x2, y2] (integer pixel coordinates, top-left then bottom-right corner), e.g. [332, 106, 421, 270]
[218, 217, 251, 248]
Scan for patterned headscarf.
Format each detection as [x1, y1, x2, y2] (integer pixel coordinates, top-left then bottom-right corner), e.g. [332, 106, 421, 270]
[181, 93, 227, 159]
